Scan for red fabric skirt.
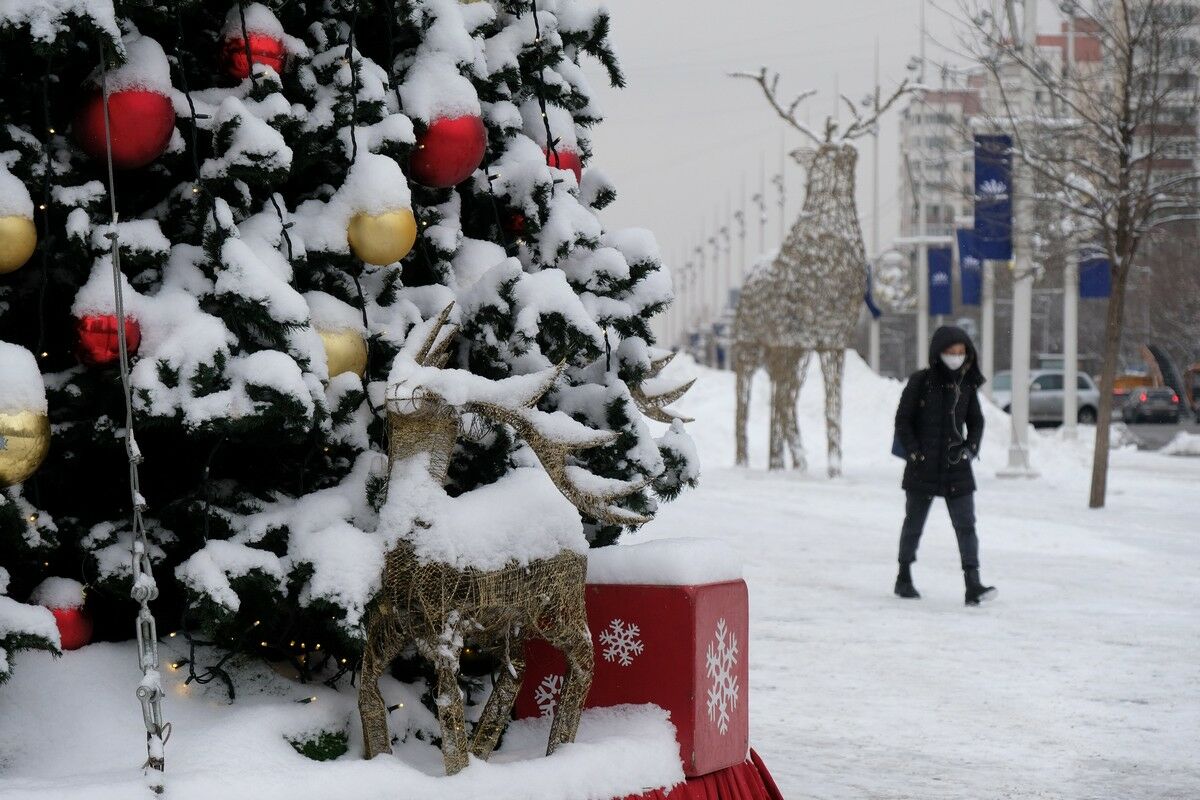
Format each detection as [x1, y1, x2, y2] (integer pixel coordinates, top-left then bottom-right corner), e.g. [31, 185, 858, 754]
[623, 750, 784, 800]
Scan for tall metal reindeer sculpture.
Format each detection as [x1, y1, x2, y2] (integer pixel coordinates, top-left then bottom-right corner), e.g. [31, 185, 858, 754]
[359, 305, 677, 776]
[731, 68, 909, 476]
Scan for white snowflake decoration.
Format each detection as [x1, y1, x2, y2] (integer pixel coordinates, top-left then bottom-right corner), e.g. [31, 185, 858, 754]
[598, 618, 644, 667]
[704, 618, 740, 735]
[978, 178, 1009, 199]
[533, 674, 563, 718]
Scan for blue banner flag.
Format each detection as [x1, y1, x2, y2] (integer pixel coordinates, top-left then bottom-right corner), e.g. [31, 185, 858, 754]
[974, 135, 1013, 260]
[864, 262, 883, 319]
[956, 228, 982, 306]
[1079, 255, 1111, 299]
[929, 246, 953, 316]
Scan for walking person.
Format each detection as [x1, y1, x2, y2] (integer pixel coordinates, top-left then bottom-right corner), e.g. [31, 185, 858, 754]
[893, 326, 997, 606]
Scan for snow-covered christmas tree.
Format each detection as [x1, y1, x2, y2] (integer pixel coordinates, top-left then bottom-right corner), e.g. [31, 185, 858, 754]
[0, 0, 696, 707]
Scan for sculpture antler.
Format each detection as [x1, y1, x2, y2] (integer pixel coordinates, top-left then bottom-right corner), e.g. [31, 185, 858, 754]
[631, 351, 695, 424]
[839, 80, 913, 141]
[389, 304, 651, 527]
[734, 66, 912, 145]
[731, 67, 824, 145]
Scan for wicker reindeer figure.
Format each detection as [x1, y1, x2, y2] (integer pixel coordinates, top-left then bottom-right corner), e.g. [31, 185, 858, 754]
[359, 305, 654, 775]
[731, 69, 909, 477]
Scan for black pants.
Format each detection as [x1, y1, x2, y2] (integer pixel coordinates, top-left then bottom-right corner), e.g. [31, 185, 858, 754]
[898, 491, 980, 570]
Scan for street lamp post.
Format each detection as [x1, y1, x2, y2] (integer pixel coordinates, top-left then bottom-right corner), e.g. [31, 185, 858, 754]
[999, 0, 1038, 478]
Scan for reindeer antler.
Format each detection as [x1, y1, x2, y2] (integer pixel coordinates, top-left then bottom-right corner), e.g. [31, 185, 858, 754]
[388, 306, 652, 527]
[735, 66, 912, 145]
[466, 398, 651, 526]
[410, 303, 458, 368]
[731, 67, 825, 145]
[840, 80, 912, 141]
[631, 351, 695, 424]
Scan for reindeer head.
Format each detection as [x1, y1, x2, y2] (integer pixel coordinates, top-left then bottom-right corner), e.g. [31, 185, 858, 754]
[792, 144, 860, 200]
[385, 304, 650, 526]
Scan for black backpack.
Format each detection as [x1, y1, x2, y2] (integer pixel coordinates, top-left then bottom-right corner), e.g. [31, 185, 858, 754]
[891, 369, 929, 460]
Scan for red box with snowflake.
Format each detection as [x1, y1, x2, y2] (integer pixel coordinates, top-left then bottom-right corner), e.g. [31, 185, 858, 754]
[515, 580, 749, 777]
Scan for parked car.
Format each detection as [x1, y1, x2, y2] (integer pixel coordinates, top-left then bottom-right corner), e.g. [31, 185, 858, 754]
[1121, 387, 1182, 424]
[991, 370, 1101, 425]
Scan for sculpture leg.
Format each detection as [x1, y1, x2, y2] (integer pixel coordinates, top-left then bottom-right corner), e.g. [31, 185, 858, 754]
[785, 350, 812, 471]
[766, 350, 792, 470]
[431, 622, 470, 775]
[358, 606, 404, 759]
[818, 348, 846, 478]
[470, 638, 528, 760]
[733, 344, 754, 467]
[544, 599, 594, 755]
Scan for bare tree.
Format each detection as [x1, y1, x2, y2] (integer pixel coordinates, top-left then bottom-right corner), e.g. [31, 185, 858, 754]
[959, 0, 1200, 507]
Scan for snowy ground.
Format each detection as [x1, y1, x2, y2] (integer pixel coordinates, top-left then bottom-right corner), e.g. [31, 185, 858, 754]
[2, 352, 1198, 799]
[635, 354, 1200, 800]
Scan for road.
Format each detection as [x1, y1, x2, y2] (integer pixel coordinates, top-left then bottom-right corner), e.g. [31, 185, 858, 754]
[1124, 419, 1200, 451]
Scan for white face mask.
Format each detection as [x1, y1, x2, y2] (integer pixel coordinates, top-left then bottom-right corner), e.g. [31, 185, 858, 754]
[941, 353, 967, 371]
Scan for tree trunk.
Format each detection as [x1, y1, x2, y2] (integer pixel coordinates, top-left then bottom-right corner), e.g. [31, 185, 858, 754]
[1088, 266, 1131, 509]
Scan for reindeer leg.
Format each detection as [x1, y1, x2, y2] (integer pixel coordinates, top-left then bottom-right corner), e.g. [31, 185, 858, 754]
[767, 350, 790, 470]
[786, 350, 811, 471]
[819, 348, 846, 478]
[733, 344, 753, 468]
[470, 633, 528, 761]
[545, 613, 594, 755]
[358, 605, 403, 759]
[431, 620, 470, 775]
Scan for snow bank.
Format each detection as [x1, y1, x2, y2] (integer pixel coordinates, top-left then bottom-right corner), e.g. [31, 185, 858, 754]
[1161, 431, 1200, 457]
[658, 351, 1096, 478]
[0, 643, 683, 800]
[587, 538, 742, 585]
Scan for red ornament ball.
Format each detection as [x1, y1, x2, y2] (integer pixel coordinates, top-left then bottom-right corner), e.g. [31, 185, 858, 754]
[409, 115, 487, 188]
[545, 148, 583, 183]
[76, 315, 141, 367]
[504, 211, 526, 236]
[221, 33, 287, 80]
[50, 606, 94, 651]
[74, 89, 175, 170]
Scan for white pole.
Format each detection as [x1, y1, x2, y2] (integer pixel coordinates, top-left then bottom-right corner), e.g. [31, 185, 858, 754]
[1000, 0, 1037, 478]
[1064, 251, 1079, 433]
[981, 259, 996, 397]
[916, 0, 929, 369]
[869, 37, 882, 373]
[1062, 10, 1079, 438]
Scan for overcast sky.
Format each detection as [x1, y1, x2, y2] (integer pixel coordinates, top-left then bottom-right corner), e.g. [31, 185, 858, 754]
[585, 1, 1066, 275]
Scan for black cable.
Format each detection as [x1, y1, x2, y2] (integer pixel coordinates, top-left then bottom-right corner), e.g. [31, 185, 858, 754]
[35, 55, 53, 360]
[236, 1, 261, 91]
[528, 0, 562, 171]
[346, 0, 361, 163]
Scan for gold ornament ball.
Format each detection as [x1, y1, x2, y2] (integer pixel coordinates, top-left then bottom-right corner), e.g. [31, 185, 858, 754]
[319, 327, 368, 379]
[0, 410, 51, 488]
[0, 216, 37, 274]
[347, 209, 417, 267]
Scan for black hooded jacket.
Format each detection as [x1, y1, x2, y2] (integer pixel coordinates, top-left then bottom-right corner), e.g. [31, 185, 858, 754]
[894, 326, 986, 497]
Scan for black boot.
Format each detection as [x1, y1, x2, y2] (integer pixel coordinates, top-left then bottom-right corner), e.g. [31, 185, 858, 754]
[964, 568, 996, 606]
[894, 563, 920, 599]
